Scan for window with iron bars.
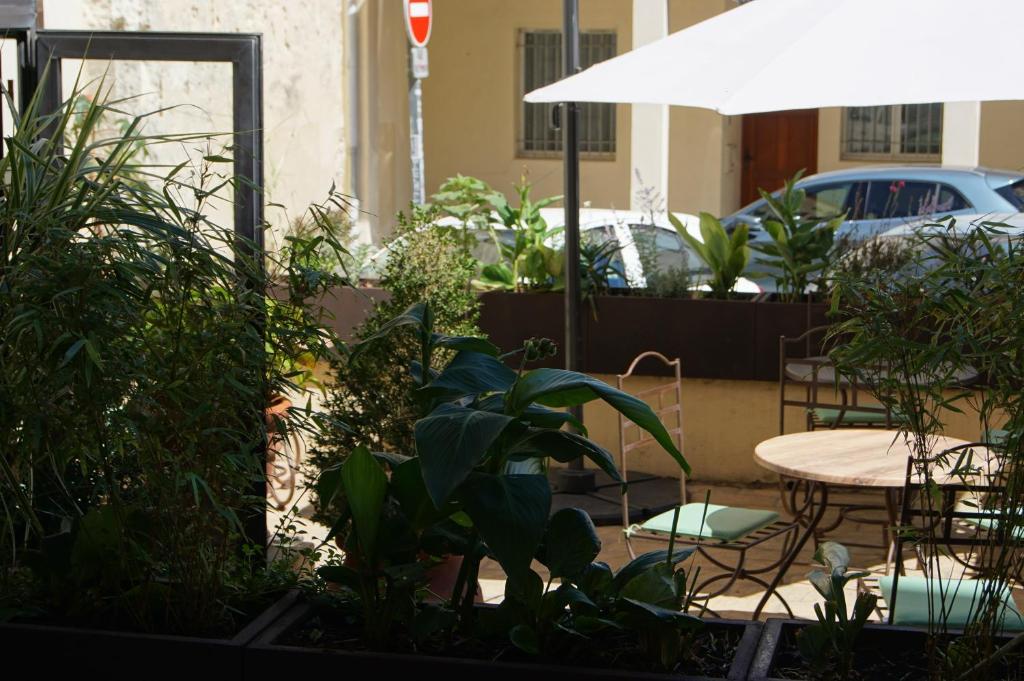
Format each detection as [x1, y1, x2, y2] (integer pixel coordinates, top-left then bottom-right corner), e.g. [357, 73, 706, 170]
[841, 103, 943, 161]
[518, 30, 617, 158]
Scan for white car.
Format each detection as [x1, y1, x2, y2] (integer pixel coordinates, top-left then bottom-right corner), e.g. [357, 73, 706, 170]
[364, 207, 762, 294]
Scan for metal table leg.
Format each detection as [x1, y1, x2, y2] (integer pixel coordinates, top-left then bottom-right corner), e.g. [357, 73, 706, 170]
[753, 480, 829, 619]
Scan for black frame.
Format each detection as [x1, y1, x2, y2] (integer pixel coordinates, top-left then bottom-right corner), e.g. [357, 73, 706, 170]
[33, 30, 263, 248]
[32, 30, 267, 548]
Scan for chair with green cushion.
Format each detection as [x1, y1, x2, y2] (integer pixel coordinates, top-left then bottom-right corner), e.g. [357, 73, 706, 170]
[879, 575, 1024, 630]
[618, 352, 800, 619]
[862, 442, 1024, 629]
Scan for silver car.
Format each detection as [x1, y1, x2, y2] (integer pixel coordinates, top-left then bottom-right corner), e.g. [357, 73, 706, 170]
[722, 166, 1024, 244]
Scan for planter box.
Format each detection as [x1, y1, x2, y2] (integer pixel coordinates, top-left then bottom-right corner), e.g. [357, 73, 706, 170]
[749, 618, 1019, 680]
[0, 590, 299, 681]
[480, 292, 827, 380]
[245, 600, 763, 681]
[317, 287, 829, 381]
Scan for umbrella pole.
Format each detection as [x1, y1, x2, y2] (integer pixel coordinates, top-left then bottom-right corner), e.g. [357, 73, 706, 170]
[554, 0, 595, 494]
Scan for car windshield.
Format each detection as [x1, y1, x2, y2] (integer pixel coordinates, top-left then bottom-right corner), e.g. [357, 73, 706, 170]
[996, 179, 1024, 210]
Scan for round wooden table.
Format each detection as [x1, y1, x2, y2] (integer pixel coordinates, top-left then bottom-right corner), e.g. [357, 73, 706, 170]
[749, 429, 983, 617]
[754, 429, 977, 488]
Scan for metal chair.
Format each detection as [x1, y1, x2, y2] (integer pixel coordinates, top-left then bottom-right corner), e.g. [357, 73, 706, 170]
[618, 351, 800, 619]
[778, 326, 900, 550]
[778, 325, 896, 434]
[860, 442, 1024, 629]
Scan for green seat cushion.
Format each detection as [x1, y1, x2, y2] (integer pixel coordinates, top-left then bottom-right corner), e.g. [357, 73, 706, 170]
[637, 503, 779, 542]
[810, 407, 905, 425]
[957, 499, 1024, 540]
[879, 575, 1024, 630]
[986, 428, 1010, 446]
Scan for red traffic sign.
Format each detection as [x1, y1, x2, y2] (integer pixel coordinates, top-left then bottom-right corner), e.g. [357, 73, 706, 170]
[404, 0, 432, 47]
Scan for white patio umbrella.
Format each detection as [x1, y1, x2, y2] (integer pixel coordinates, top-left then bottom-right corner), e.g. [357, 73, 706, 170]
[525, 0, 1024, 113]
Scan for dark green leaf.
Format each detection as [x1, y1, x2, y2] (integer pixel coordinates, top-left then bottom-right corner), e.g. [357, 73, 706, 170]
[507, 369, 689, 475]
[414, 404, 514, 506]
[510, 429, 621, 484]
[612, 548, 696, 594]
[420, 350, 517, 400]
[458, 473, 551, 582]
[510, 624, 540, 655]
[340, 445, 388, 559]
[537, 508, 601, 578]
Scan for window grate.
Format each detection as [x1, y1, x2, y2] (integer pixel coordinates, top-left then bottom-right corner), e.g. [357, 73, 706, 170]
[842, 103, 942, 161]
[519, 30, 616, 157]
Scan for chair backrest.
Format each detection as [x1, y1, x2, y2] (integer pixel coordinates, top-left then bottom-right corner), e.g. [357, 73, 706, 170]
[889, 441, 1014, 625]
[778, 324, 892, 434]
[617, 351, 685, 531]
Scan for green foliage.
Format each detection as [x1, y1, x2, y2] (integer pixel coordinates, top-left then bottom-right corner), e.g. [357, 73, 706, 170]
[0, 80, 334, 634]
[477, 177, 564, 291]
[830, 218, 1024, 679]
[797, 542, 876, 681]
[431, 174, 501, 231]
[753, 171, 842, 302]
[314, 303, 691, 664]
[310, 207, 482, 520]
[670, 212, 749, 299]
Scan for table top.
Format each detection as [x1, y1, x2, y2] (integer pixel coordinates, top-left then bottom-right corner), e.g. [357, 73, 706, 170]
[784, 357, 979, 387]
[754, 429, 983, 488]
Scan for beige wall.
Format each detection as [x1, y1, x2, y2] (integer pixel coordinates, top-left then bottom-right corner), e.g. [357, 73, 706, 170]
[41, 0, 347, 248]
[572, 374, 988, 484]
[361, 0, 416, 242]
[423, 0, 633, 209]
[820, 103, 1024, 174]
[667, 0, 741, 217]
[979, 101, 1024, 173]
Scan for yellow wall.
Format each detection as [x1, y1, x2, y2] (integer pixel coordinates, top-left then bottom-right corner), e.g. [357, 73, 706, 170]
[667, 0, 741, 216]
[570, 374, 988, 484]
[423, 0, 633, 208]
[980, 101, 1024, 173]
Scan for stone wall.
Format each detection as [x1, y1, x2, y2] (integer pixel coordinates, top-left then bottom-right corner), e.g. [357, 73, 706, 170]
[42, 0, 347, 247]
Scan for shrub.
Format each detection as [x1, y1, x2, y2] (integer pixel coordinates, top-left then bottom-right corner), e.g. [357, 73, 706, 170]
[310, 205, 482, 518]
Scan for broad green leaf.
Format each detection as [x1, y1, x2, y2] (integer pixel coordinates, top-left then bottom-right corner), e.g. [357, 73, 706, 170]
[316, 564, 362, 591]
[391, 458, 456, 530]
[432, 334, 500, 356]
[340, 445, 388, 559]
[420, 350, 517, 400]
[414, 404, 514, 506]
[458, 473, 551, 582]
[578, 561, 614, 599]
[618, 598, 703, 628]
[612, 548, 696, 594]
[509, 624, 540, 655]
[509, 429, 621, 484]
[507, 369, 689, 475]
[620, 562, 679, 609]
[537, 508, 601, 578]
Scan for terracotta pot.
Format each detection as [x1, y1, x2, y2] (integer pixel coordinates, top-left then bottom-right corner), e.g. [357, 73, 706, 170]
[338, 551, 481, 603]
[265, 395, 292, 431]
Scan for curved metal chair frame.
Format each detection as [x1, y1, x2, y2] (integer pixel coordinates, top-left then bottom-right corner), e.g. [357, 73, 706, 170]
[859, 441, 1021, 623]
[778, 326, 897, 551]
[617, 351, 800, 619]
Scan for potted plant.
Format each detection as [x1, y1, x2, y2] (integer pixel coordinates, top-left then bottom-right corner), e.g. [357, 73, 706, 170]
[246, 303, 762, 680]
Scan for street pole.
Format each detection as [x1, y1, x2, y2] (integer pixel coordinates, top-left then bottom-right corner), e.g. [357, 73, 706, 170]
[409, 64, 426, 204]
[554, 0, 596, 494]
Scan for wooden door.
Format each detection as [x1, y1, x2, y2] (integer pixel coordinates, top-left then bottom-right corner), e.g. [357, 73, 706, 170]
[741, 110, 819, 205]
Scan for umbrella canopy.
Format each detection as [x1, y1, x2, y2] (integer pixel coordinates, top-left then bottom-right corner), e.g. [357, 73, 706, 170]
[525, 0, 1024, 114]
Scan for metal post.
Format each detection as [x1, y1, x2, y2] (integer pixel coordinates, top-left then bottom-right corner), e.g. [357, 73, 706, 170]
[409, 61, 425, 204]
[554, 0, 595, 494]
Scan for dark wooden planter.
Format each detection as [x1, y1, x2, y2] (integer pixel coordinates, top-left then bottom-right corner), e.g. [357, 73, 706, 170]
[316, 287, 829, 381]
[0, 590, 299, 681]
[245, 600, 763, 681]
[749, 618, 1020, 680]
[479, 292, 828, 380]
